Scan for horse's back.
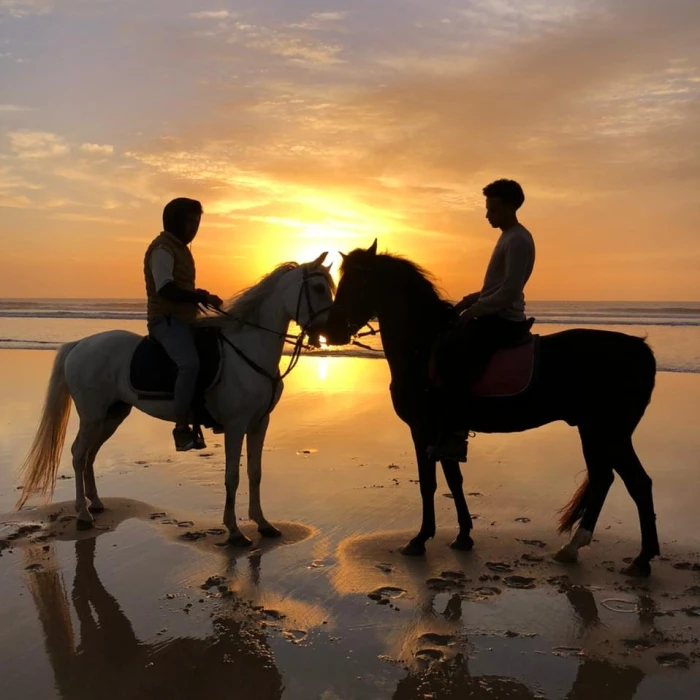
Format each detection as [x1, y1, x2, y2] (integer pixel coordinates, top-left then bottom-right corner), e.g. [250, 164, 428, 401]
[65, 330, 143, 399]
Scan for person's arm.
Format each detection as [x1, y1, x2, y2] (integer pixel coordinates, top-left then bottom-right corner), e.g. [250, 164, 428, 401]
[466, 236, 534, 318]
[454, 291, 481, 313]
[150, 247, 214, 306]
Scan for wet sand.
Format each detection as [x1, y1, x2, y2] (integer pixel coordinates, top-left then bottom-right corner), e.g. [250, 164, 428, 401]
[2, 350, 700, 699]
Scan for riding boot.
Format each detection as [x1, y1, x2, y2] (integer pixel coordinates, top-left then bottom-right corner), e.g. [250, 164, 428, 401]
[173, 426, 195, 452]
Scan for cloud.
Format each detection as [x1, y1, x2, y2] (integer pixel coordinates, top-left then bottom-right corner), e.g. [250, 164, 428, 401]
[8, 130, 69, 158]
[189, 9, 233, 20]
[48, 212, 129, 224]
[80, 142, 115, 156]
[0, 104, 33, 111]
[225, 21, 345, 65]
[0, 0, 53, 20]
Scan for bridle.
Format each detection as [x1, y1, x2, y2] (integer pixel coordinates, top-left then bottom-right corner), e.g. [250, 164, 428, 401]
[203, 266, 333, 416]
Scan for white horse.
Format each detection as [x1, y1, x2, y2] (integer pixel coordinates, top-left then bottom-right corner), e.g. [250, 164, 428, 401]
[16, 254, 335, 545]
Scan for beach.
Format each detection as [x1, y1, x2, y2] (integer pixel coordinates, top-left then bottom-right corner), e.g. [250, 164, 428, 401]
[2, 340, 700, 699]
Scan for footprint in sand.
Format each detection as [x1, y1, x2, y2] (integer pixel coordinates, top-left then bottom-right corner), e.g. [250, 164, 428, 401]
[282, 629, 307, 644]
[657, 652, 690, 669]
[415, 648, 444, 662]
[518, 539, 548, 548]
[262, 609, 286, 621]
[177, 521, 195, 528]
[201, 575, 227, 590]
[486, 561, 513, 573]
[368, 586, 407, 603]
[418, 633, 456, 647]
[504, 576, 536, 590]
[205, 528, 226, 536]
[150, 512, 167, 520]
[521, 553, 545, 563]
[307, 560, 327, 569]
[180, 531, 207, 541]
[515, 517, 531, 524]
[470, 586, 502, 599]
[673, 562, 700, 571]
[375, 563, 394, 573]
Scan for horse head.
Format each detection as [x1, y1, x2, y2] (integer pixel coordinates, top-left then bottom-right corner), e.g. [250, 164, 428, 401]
[325, 240, 379, 346]
[285, 252, 336, 346]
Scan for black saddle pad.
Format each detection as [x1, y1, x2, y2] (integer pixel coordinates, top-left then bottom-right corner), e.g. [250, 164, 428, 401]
[130, 326, 222, 398]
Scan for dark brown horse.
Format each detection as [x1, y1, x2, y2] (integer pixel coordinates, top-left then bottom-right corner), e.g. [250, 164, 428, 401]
[324, 241, 659, 577]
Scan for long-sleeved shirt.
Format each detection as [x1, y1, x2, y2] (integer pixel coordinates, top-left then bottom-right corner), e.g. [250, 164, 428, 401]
[464, 223, 535, 322]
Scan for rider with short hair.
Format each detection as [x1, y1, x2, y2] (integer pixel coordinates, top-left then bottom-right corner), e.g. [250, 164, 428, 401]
[430, 179, 536, 462]
[144, 198, 224, 451]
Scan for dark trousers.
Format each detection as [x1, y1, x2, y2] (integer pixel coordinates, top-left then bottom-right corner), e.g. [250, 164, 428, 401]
[432, 316, 530, 433]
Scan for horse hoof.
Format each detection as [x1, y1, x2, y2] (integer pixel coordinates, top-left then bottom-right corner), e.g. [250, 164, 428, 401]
[450, 535, 474, 551]
[76, 519, 94, 531]
[622, 559, 651, 578]
[227, 533, 253, 548]
[553, 546, 578, 564]
[89, 505, 105, 514]
[400, 540, 426, 557]
[259, 525, 282, 538]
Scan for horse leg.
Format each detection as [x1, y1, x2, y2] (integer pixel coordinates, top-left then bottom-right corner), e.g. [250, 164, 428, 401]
[84, 403, 132, 513]
[246, 414, 280, 538]
[555, 427, 615, 564]
[223, 422, 251, 547]
[440, 459, 474, 550]
[401, 428, 437, 556]
[613, 438, 659, 578]
[71, 419, 104, 529]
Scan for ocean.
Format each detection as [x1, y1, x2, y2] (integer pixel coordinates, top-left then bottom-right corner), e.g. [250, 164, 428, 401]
[1, 299, 699, 374]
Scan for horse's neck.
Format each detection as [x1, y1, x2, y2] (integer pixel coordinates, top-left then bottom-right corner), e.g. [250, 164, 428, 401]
[378, 295, 443, 380]
[225, 291, 291, 375]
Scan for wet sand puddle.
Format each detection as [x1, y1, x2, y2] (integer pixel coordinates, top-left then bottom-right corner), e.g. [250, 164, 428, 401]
[4, 497, 700, 699]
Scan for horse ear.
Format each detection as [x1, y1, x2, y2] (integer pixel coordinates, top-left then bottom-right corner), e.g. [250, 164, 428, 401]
[339, 251, 347, 261]
[324, 262, 333, 272]
[311, 251, 328, 267]
[368, 239, 378, 256]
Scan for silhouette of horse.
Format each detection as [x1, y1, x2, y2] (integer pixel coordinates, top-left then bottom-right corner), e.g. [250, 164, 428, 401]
[16, 255, 334, 545]
[325, 241, 659, 577]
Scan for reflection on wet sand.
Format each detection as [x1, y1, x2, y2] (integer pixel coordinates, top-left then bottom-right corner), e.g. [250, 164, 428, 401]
[332, 528, 700, 699]
[24, 537, 284, 700]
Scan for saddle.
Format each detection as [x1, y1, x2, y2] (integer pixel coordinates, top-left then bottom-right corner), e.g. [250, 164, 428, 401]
[471, 332, 539, 398]
[430, 318, 539, 399]
[129, 326, 223, 427]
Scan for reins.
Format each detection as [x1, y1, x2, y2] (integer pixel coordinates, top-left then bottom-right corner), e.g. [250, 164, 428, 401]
[199, 268, 331, 416]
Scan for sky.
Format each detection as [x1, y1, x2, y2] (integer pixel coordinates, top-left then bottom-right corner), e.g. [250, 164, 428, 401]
[1, 0, 699, 301]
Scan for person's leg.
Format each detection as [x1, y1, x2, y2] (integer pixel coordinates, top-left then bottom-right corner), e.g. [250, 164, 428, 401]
[430, 317, 502, 461]
[148, 315, 200, 450]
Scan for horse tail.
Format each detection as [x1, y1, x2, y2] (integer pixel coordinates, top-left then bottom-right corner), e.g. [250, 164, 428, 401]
[557, 474, 589, 534]
[16, 341, 78, 509]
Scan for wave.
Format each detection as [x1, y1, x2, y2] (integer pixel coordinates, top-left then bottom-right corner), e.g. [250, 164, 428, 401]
[2, 311, 699, 327]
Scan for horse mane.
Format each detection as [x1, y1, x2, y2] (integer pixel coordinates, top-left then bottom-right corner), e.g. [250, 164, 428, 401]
[341, 248, 453, 310]
[196, 260, 335, 328]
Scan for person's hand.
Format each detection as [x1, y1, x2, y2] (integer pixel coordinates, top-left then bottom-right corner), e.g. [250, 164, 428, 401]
[454, 298, 469, 314]
[206, 293, 224, 309]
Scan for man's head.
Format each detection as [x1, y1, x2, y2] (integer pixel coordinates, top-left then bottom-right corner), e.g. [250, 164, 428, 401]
[483, 179, 524, 230]
[163, 197, 203, 244]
